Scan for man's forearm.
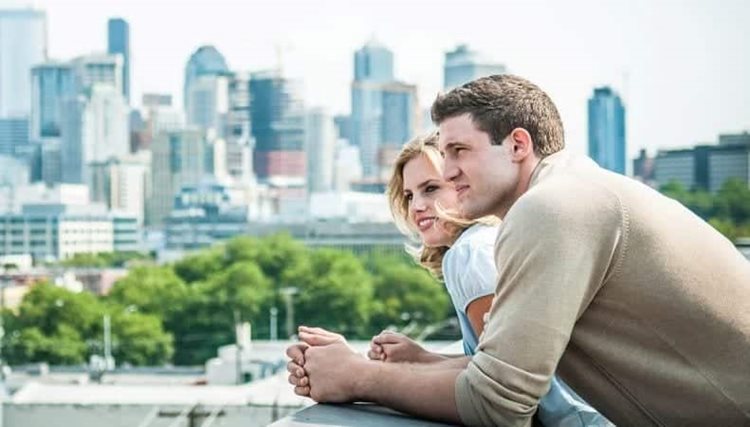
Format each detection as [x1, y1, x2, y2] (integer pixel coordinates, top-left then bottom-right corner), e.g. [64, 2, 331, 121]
[353, 359, 464, 424]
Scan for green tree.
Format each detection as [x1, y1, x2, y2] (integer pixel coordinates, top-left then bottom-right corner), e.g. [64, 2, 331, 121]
[368, 254, 451, 335]
[288, 248, 374, 338]
[168, 263, 273, 365]
[108, 306, 174, 365]
[173, 248, 224, 283]
[108, 266, 189, 316]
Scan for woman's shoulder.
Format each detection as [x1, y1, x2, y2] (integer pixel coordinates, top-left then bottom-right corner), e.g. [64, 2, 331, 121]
[443, 224, 499, 272]
[452, 223, 499, 251]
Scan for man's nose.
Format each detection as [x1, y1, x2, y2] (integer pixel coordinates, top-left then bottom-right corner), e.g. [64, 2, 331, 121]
[443, 158, 460, 182]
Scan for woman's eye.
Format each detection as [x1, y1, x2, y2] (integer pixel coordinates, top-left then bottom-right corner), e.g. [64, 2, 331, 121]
[425, 185, 438, 193]
[405, 194, 413, 202]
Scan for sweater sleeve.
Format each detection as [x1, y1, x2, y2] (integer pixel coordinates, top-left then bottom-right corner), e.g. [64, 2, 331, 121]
[454, 183, 627, 427]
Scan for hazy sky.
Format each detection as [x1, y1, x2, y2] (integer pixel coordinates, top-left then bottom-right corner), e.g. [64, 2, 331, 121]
[9, 0, 750, 160]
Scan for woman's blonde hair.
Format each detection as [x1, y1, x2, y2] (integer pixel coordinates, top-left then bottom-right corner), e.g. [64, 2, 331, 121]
[386, 131, 498, 279]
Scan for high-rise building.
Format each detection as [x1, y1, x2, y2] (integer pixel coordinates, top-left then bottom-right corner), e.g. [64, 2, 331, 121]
[250, 71, 305, 183]
[184, 46, 229, 114]
[351, 41, 418, 180]
[72, 53, 124, 97]
[90, 151, 149, 224]
[107, 18, 130, 102]
[305, 108, 336, 193]
[31, 61, 75, 139]
[0, 117, 29, 156]
[354, 40, 394, 83]
[40, 140, 62, 185]
[225, 72, 254, 182]
[186, 74, 229, 136]
[0, 9, 47, 117]
[588, 86, 626, 174]
[60, 85, 130, 184]
[147, 129, 214, 226]
[443, 44, 506, 90]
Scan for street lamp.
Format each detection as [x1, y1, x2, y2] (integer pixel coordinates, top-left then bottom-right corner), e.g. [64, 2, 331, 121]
[279, 287, 298, 339]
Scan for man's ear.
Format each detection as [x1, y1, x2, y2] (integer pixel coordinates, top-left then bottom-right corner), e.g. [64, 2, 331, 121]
[508, 128, 534, 162]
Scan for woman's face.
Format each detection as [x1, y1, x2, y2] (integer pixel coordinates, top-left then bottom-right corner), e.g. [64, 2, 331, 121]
[402, 154, 459, 247]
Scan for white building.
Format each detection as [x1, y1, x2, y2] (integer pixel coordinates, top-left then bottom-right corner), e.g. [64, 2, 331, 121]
[0, 9, 47, 118]
[90, 151, 150, 224]
[0, 203, 138, 261]
[305, 107, 336, 193]
[61, 84, 130, 184]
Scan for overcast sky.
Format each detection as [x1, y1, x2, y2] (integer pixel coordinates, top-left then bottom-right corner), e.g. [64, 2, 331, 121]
[9, 0, 750, 159]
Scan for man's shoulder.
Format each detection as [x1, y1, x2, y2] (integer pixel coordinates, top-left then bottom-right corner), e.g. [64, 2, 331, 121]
[513, 172, 622, 220]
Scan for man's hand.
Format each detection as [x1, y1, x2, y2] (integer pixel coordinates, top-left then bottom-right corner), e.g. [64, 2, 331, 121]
[286, 342, 310, 397]
[304, 340, 369, 403]
[368, 331, 441, 363]
[298, 325, 347, 346]
[287, 326, 350, 397]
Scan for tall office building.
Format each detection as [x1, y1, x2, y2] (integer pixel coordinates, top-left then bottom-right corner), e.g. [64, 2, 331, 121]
[588, 87, 626, 174]
[351, 41, 418, 179]
[60, 85, 130, 184]
[250, 71, 305, 183]
[90, 151, 149, 224]
[226, 72, 253, 182]
[107, 18, 130, 102]
[0, 117, 29, 156]
[184, 45, 229, 115]
[354, 40, 394, 83]
[72, 53, 124, 98]
[305, 108, 336, 193]
[147, 129, 214, 226]
[186, 74, 229, 136]
[443, 44, 506, 90]
[0, 9, 47, 117]
[31, 61, 75, 139]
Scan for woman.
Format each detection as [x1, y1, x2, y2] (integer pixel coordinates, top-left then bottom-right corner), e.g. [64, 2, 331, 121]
[298, 132, 611, 426]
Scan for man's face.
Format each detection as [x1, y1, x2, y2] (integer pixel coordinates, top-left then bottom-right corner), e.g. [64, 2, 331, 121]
[438, 114, 521, 219]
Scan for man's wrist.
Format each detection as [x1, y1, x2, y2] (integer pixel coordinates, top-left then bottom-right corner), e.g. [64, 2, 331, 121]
[351, 359, 381, 402]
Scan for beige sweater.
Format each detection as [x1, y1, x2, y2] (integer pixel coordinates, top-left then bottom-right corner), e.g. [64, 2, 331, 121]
[455, 151, 750, 427]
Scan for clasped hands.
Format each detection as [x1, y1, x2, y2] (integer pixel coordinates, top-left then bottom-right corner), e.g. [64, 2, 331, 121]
[286, 326, 432, 402]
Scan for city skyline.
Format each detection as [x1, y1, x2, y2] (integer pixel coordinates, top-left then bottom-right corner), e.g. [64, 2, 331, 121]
[6, 0, 750, 163]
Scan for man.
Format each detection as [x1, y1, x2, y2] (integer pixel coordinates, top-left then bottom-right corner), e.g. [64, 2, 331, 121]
[288, 75, 750, 426]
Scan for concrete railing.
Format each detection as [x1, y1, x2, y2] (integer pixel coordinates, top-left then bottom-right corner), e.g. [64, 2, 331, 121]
[268, 402, 454, 427]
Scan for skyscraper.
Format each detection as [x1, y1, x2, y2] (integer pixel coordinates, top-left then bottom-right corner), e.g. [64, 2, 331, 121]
[443, 44, 506, 90]
[147, 129, 213, 226]
[184, 45, 229, 114]
[72, 53, 124, 95]
[60, 85, 130, 184]
[351, 41, 418, 179]
[354, 40, 394, 83]
[588, 87, 626, 174]
[186, 74, 229, 136]
[305, 107, 336, 193]
[107, 18, 130, 102]
[31, 61, 75, 139]
[0, 9, 47, 117]
[250, 71, 305, 183]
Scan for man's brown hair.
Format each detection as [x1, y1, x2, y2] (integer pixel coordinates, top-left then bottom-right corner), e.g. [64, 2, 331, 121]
[431, 74, 565, 156]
